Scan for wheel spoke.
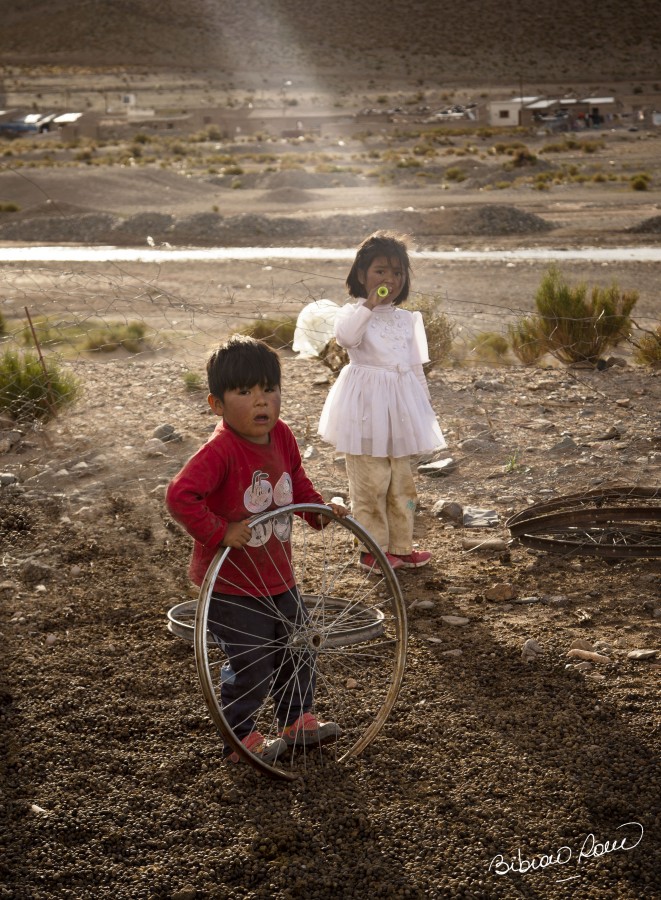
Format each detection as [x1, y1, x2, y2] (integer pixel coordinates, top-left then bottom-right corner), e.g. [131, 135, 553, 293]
[190, 504, 407, 779]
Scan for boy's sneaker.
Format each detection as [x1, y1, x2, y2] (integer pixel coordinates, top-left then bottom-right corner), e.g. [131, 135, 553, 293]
[227, 730, 287, 764]
[359, 551, 404, 573]
[391, 549, 432, 568]
[280, 712, 341, 747]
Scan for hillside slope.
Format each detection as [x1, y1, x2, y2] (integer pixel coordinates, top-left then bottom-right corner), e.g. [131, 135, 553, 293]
[1, 0, 660, 86]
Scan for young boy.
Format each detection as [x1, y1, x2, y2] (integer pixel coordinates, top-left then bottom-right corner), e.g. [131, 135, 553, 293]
[166, 335, 347, 763]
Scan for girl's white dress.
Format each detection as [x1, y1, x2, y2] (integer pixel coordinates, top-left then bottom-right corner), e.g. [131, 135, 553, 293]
[318, 299, 446, 458]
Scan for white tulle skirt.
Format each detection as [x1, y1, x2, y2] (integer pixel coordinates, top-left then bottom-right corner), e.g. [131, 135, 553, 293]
[318, 364, 446, 458]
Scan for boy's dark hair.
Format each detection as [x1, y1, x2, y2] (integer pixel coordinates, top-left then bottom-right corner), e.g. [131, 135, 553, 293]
[207, 334, 281, 399]
[345, 230, 412, 305]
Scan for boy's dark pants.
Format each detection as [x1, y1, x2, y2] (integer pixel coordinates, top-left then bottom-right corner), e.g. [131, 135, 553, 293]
[209, 588, 315, 741]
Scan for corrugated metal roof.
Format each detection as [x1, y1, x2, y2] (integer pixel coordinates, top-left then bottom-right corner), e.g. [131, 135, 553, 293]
[53, 112, 83, 123]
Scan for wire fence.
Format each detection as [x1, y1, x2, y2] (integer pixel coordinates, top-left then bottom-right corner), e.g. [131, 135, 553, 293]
[1, 250, 659, 573]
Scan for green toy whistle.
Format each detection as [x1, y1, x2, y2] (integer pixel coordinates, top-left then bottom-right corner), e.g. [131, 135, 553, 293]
[377, 286, 389, 298]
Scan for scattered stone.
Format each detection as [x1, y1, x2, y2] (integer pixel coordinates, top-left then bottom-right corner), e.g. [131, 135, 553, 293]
[0, 430, 23, 452]
[30, 804, 49, 816]
[512, 595, 540, 604]
[440, 649, 463, 657]
[303, 445, 318, 460]
[566, 649, 611, 664]
[20, 560, 53, 585]
[345, 678, 358, 689]
[627, 649, 658, 661]
[74, 506, 96, 520]
[594, 425, 622, 441]
[458, 438, 495, 453]
[485, 582, 517, 601]
[152, 424, 182, 443]
[171, 887, 197, 900]
[418, 458, 457, 476]
[521, 638, 542, 663]
[441, 615, 470, 626]
[548, 436, 578, 454]
[526, 418, 557, 433]
[45, 634, 57, 647]
[461, 537, 508, 551]
[432, 499, 463, 522]
[473, 378, 506, 392]
[153, 423, 176, 440]
[0, 472, 19, 486]
[410, 599, 435, 610]
[570, 638, 594, 651]
[144, 438, 167, 457]
[615, 398, 631, 408]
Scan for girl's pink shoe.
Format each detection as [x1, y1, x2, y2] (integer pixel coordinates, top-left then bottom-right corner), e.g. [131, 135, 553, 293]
[391, 550, 431, 568]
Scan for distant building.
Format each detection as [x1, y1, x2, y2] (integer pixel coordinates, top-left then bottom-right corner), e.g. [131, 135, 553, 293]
[488, 95, 620, 129]
[487, 97, 540, 127]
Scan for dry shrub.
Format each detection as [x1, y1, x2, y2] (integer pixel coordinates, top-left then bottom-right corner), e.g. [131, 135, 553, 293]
[511, 267, 637, 366]
[471, 331, 510, 363]
[632, 324, 661, 367]
[319, 337, 349, 373]
[508, 317, 545, 365]
[238, 316, 297, 350]
[408, 294, 454, 368]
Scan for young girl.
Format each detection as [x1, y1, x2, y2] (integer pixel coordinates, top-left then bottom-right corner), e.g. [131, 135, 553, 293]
[318, 231, 446, 573]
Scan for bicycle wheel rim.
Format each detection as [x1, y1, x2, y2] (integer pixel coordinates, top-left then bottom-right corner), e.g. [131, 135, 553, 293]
[194, 503, 407, 780]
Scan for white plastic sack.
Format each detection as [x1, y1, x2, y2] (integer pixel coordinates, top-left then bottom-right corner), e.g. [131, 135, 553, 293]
[292, 299, 341, 358]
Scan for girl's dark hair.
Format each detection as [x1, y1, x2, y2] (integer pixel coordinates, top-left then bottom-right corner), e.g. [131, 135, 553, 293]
[207, 334, 281, 399]
[345, 230, 413, 305]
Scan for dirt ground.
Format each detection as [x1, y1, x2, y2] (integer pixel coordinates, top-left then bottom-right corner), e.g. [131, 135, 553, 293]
[2, 74, 661, 900]
[2, 338, 661, 900]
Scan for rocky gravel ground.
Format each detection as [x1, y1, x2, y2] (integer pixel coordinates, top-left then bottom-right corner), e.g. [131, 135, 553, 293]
[1, 352, 660, 900]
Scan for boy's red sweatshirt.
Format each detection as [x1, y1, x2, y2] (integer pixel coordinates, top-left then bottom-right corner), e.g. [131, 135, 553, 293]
[166, 419, 323, 596]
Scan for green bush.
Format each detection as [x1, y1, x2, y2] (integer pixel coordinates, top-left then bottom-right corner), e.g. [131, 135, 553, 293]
[83, 321, 148, 353]
[472, 331, 510, 362]
[506, 148, 538, 168]
[630, 173, 651, 191]
[511, 267, 637, 366]
[444, 166, 466, 182]
[0, 349, 80, 421]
